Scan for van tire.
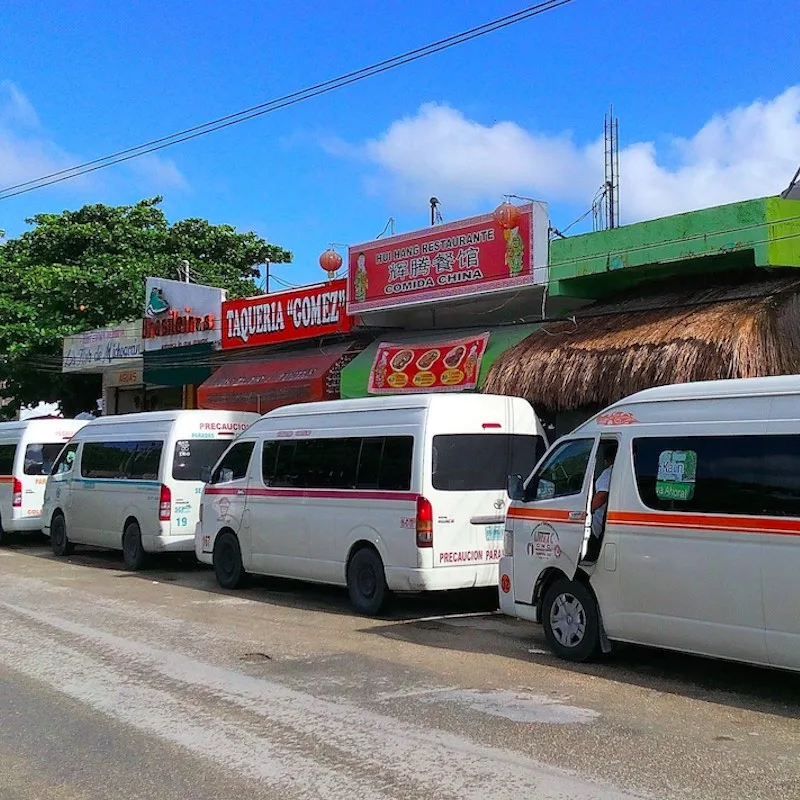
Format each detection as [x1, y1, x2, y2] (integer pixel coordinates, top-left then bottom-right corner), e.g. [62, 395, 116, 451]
[542, 578, 600, 662]
[122, 522, 147, 571]
[51, 514, 74, 557]
[347, 547, 388, 616]
[213, 532, 246, 589]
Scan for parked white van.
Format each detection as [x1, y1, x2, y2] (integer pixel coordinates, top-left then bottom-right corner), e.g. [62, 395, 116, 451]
[0, 418, 87, 543]
[195, 393, 547, 614]
[43, 410, 258, 569]
[499, 375, 800, 673]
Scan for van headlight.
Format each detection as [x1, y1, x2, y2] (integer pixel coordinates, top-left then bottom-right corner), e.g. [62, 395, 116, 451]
[503, 523, 514, 557]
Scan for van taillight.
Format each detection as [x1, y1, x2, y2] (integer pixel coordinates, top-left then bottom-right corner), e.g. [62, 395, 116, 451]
[416, 496, 433, 548]
[12, 478, 22, 508]
[159, 484, 171, 521]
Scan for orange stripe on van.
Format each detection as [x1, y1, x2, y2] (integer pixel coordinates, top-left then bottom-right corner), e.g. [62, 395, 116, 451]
[0, 475, 13, 484]
[608, 510, 800, 537]
[506, 508, 582, 524]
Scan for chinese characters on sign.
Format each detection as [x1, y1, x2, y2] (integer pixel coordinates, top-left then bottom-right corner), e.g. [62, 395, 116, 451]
[348, 203, 548, 314]
[221, 280, 351, 349]
[368, 333, 490, 394]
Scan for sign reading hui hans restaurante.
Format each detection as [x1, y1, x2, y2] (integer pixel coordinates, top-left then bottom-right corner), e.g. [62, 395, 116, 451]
[222, 280, 351, 350]
[347, 202, 548, 314]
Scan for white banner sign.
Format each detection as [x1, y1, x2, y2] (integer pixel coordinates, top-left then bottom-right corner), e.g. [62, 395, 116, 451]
[62, 322, 143, 373]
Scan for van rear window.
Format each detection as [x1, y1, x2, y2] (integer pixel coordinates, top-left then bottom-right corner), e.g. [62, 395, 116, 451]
[0, 444, 16, 475]
[431, 434, 546, 492]
[24, 443, 66, 476]
[172, 440, 232, 481]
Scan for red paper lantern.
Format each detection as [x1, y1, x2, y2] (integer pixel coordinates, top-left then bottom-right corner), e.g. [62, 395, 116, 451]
[319, 248, 343, 278]
[493, 201, 522, 231]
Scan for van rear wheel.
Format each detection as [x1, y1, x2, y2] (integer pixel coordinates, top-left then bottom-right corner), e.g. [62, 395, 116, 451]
[122, 522, 147, 571]
[51, 514, 74, 557]
[347, 547, 388, 616]
[542, 578, 600, 662]
[213, 532, 246, 589]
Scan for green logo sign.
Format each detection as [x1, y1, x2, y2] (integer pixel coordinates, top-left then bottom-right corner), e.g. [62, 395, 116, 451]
[656, 450, 697, 501]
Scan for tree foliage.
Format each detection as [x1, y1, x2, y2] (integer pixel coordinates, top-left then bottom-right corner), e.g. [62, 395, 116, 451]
[0, 197, 291, 417]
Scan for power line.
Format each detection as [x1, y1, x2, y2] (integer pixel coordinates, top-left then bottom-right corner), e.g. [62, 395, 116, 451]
[0, 0, 575, 201]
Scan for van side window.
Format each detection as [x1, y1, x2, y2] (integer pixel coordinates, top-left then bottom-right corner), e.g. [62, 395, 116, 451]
[81, 441, 163, 480]
[529, 439, 594, 501]
[81, 442, 138, 479]
[128, 441, 164, 481]
[262, 436, 414, 491]
[211, 441, 255, 484]
[0, 444, 16, 475]
[633, 435, 800, 517]
[51, 443, 78, 475]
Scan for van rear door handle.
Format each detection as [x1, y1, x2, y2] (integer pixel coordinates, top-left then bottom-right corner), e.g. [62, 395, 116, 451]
[569, 511, 584, 521]
[237, 490, 246, 496]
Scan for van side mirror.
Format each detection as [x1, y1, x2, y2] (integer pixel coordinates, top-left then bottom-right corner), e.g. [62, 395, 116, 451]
[507, 474, 525, 501]
[200, 465, 213, 483]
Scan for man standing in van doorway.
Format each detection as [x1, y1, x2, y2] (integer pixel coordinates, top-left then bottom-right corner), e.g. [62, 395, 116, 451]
[591, 442, 618, 539]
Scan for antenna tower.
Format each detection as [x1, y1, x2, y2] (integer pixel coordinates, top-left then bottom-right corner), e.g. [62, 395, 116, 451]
[604, 106, 620, 229]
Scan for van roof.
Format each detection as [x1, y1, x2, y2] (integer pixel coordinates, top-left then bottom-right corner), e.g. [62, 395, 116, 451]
[0, 418, 84, 432]
[607, 375, 800, 406]
[262, 393, 522, 418]
[76, 410, 249, 427]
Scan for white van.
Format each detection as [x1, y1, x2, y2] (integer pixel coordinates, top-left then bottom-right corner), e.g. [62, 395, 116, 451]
[43, 410, 258, 569]
[195, 393, 547, 614]
[0, 418, 87, 543]
[499, 375, 800, 673]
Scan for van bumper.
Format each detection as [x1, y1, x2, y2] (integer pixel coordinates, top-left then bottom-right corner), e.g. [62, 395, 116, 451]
[144, 534, 195, 553]
[385, 563, 499, 592]
[6, 514, 42, 533]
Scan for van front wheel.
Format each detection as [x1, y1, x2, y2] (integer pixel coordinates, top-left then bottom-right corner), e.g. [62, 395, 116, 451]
[347, 547, 388, 616]
[213, 532, 246, 589]
[542, 578, 600, 662]
[122, 522, 147, 571]
[51, 514, 74, 557]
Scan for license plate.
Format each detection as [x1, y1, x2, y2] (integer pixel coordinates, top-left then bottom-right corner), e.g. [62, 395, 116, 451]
[485, 524, 504, 541]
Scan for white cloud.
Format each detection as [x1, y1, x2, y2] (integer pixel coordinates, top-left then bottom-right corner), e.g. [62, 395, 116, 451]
[0, 81, 189, 198]
[354, 87, 800, 222]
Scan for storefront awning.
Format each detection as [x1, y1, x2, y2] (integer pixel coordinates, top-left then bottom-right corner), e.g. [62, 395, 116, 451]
[143, 342, 213, 387]
[483, 276, 800, 411]
[339, 324, 539, 399]
[197, 342, 357, 414]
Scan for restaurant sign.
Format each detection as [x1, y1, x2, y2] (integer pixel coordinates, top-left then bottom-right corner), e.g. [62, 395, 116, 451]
[143, 277, 225, 352]
[368, 333, 490, 394]
[348, 203, 548, 314]
[222, 280, 351, 350]
[62, 321, 143, 373]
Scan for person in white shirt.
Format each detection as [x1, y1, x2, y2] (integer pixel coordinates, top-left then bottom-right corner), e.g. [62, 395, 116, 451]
[591, 443, 618, 539]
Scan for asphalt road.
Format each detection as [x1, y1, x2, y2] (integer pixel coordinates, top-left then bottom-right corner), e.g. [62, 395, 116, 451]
[0, 535, 798, 800]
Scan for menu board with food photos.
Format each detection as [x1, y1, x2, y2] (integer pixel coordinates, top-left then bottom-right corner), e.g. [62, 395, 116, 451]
[368, 333, 490, 394]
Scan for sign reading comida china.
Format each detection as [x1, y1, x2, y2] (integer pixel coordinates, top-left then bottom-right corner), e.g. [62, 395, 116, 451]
[222, 280, 351, 350]
[368, 333, 489, 394]
[348, 202, 548, 314]
[62, 321, 143, 373]
[142, 277, 225, 351]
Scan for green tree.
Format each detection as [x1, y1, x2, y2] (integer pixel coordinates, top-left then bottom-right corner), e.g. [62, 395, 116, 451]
[0, 197, 291, 417]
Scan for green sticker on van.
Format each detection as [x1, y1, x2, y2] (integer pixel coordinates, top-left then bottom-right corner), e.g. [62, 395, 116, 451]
[656, 450, 697, 501]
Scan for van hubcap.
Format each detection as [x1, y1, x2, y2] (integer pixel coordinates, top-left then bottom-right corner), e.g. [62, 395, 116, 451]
[550, 592, 586, 648]
[357, 566, 376, 598]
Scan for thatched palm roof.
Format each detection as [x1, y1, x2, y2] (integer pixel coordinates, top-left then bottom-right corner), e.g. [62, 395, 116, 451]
[483, 276, 800, 410]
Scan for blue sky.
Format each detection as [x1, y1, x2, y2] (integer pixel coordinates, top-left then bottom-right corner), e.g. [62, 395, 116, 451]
[1, 0, 798, 288]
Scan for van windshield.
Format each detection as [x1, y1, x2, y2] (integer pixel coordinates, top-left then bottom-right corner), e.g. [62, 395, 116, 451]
[431, 434, 546, 492]
[24, 443, 66, 476]
[172, 439, 233, 481]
